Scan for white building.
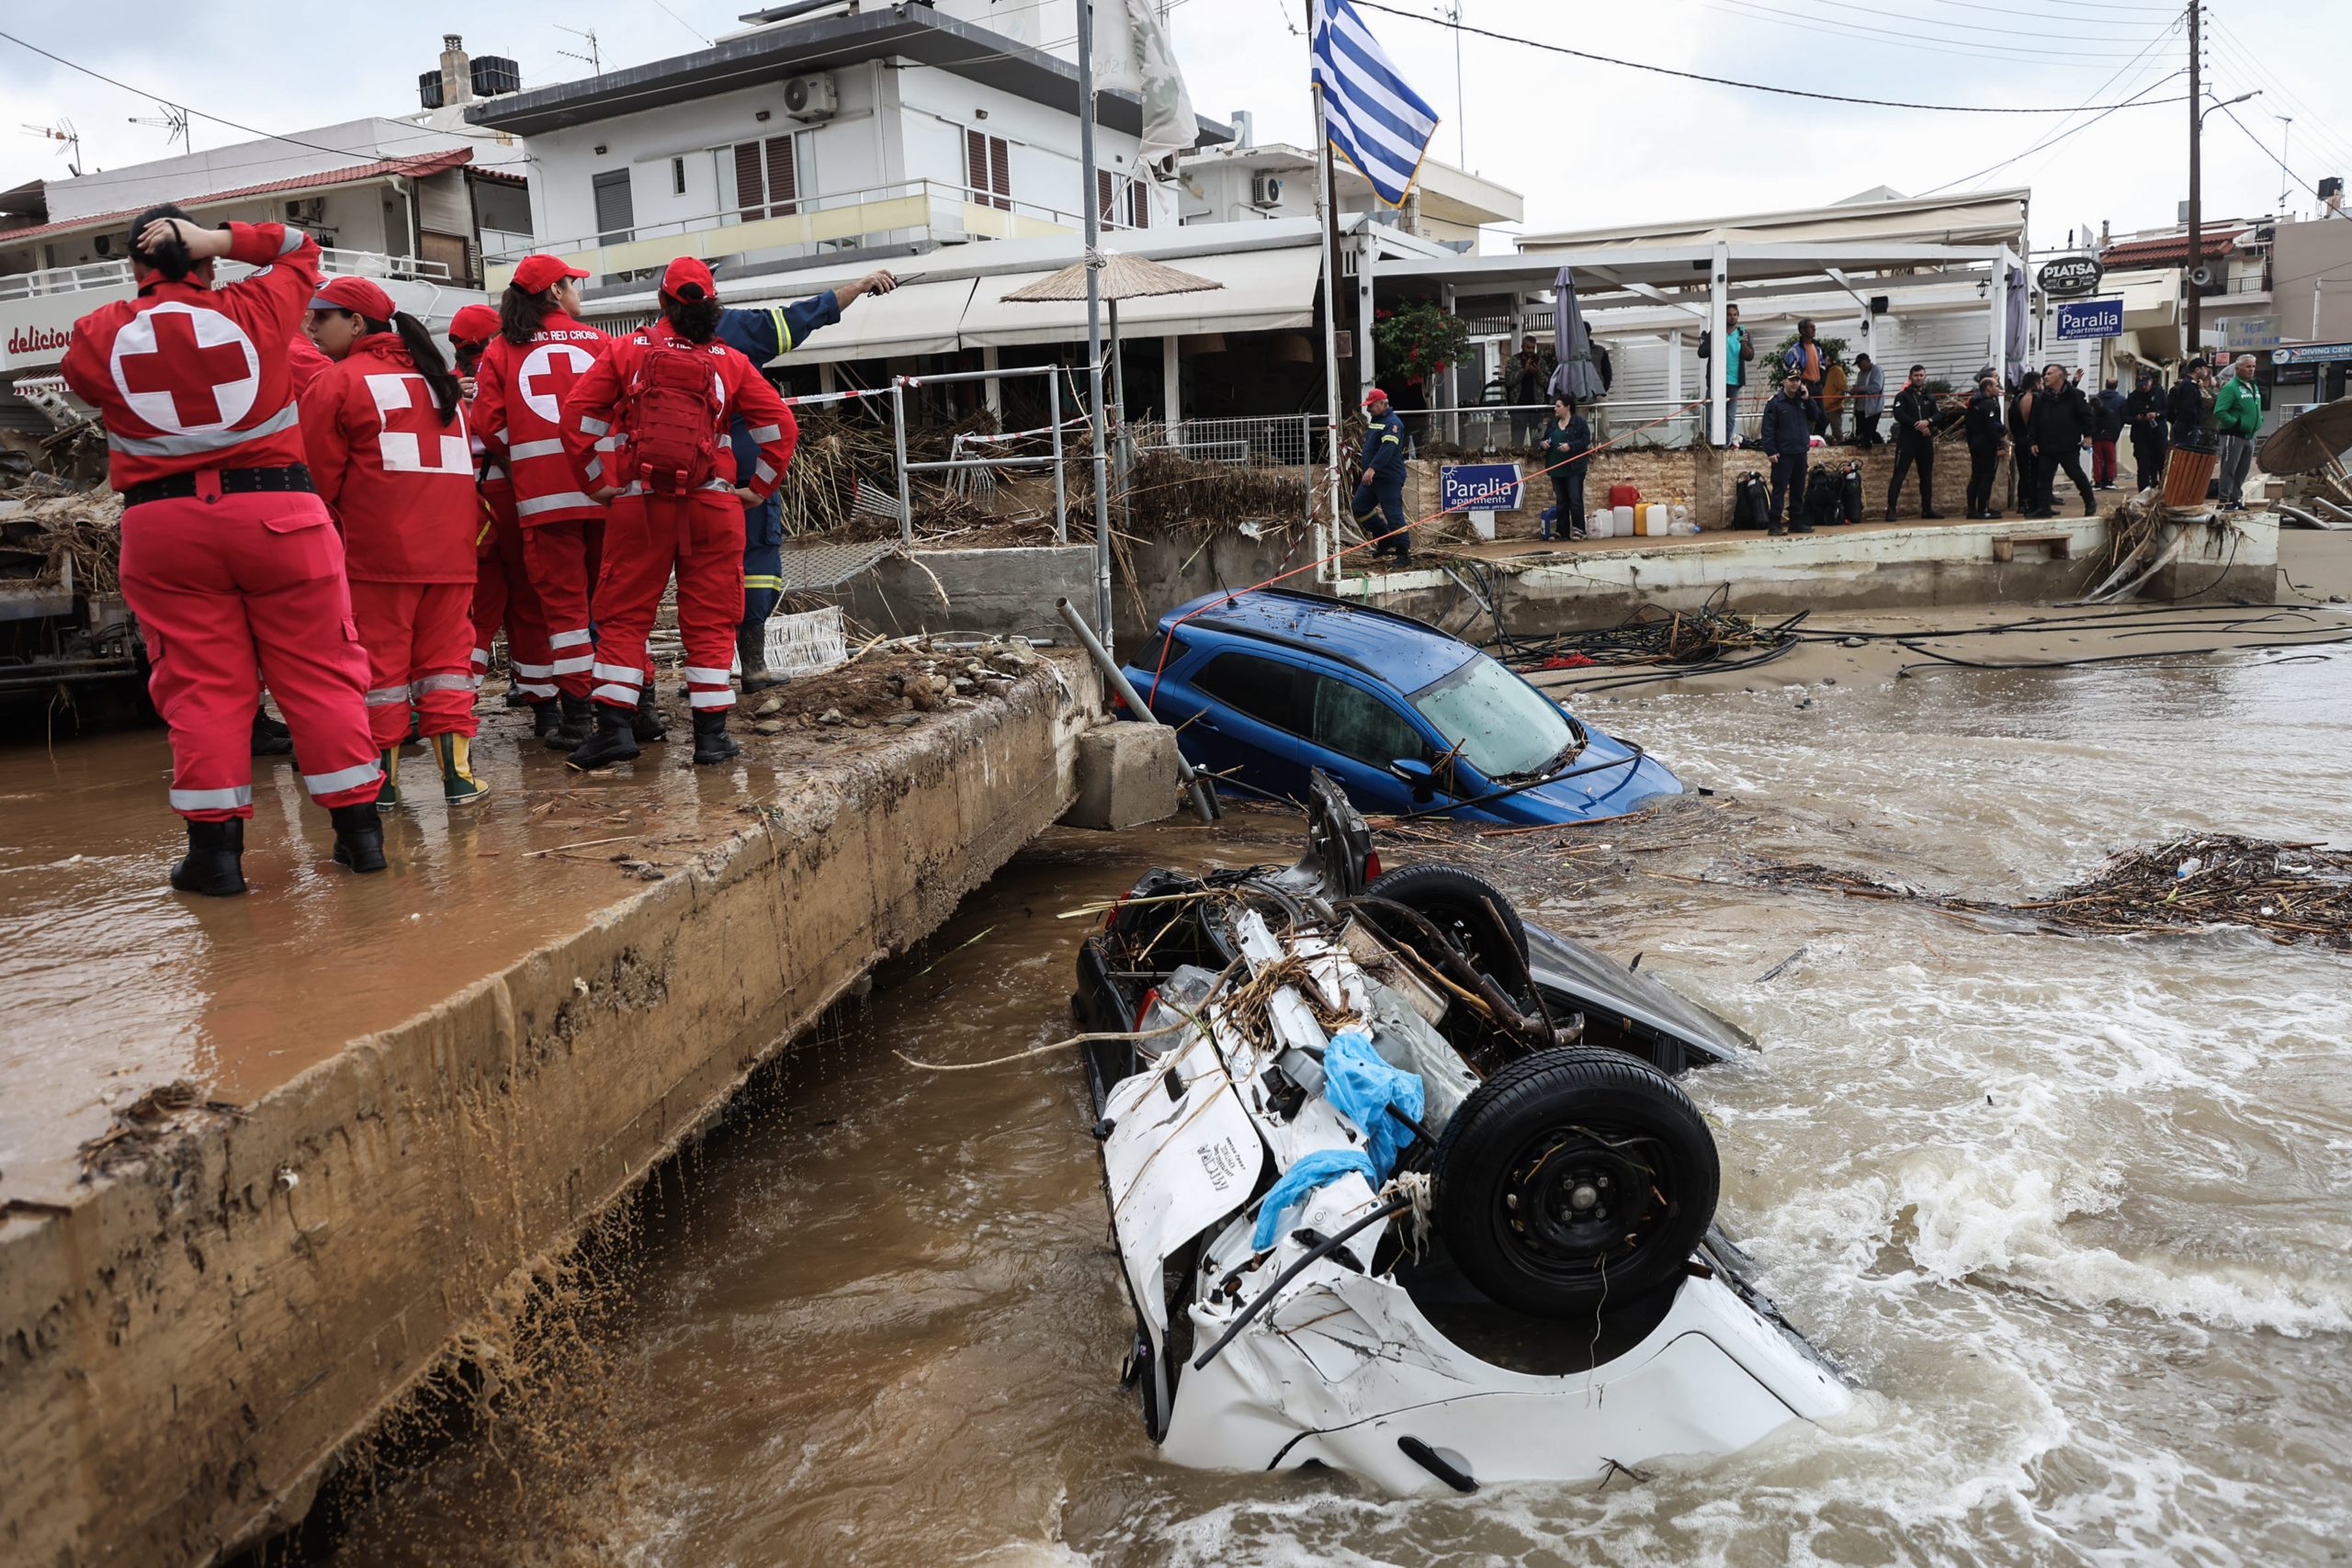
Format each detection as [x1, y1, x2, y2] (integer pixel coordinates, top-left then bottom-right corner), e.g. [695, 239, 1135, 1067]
[1178, 126, 1521, 252]
[464, 0, 1235, 299]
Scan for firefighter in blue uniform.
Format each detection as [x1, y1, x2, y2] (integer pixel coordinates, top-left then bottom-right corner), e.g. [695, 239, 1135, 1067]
[1352, 389, 1411, 564]
[716, 268, 898, 689]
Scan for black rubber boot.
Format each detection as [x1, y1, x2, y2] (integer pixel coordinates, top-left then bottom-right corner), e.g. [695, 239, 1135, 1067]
[251, 705, 292, 757]
[739, 623, 785, 692]
[631, 683, 667, 743]
[531, 700, 565, 742]
[330, 803, 387, 874]
[543, 692, 593, 750]
[169, 818, 248, 897]
[565, 706, 641, 772]
[502, 684, 531, 709]
[691, 707, 740, 766]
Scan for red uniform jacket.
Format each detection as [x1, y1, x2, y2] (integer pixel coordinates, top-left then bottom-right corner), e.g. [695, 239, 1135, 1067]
[469, 310, 610, 528]
[288, 329, 334, 399]
[299, 333, 477, 584]
[559, 319, 797, 506]
[60, 221, 322, 491]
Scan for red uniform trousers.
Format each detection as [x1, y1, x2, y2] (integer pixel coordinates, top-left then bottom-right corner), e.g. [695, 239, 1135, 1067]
[119, 490, 381, 821]
[349, 579, 480, 750]
[522, 516, 604, 700]
[470, 491, 556, 702]
[2092, 438, 2119, 487]
[588, 491, 745, 715]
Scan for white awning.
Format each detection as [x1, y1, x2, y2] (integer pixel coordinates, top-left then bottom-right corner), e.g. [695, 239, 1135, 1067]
[732, 277, 978, 364]
[958, 245, 1321, 348]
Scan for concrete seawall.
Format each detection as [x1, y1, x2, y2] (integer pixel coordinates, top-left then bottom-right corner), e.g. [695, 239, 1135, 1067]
[0, 661, 1101, 1566]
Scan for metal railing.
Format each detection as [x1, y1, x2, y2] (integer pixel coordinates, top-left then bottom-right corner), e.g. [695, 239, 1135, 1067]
[1126, 414, 1321, 470]
[1429, 399, 1715, 450]
[0, 246, 454, 301]
[491, 178, 1099, 267]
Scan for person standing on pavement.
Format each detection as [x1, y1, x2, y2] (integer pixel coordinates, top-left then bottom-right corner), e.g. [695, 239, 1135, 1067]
[2167, 358, 2217, 454]
[469, 255, 622, 750]
[560, 258, 798, 771]
[714, 270, 897, 693]
[1534, 392, 1591, 541]
[1885, 365, 1943, 521]
[1697, 304, 1753, 444]
[2007, 371, 2040, 516]
[300, 276, 489, 811]
[2090, 376, 2128, 490]
[1781, 319, 1828, 434]
[1506, 335, 1550, 448]
[1849, 354, 1885, 447]
[2026, 362, 2097, 518]
[1759, 372, 1814, 536]
[1353, 389, 1412, 563]
[452, 302, 553, 715]
[1963, 374, 2007, 520]
[61, 209, 384, 895]
[1822, 355, 1849, 444]
[2213, 353, 2265, 509]
[2125, 367, 2169, 491]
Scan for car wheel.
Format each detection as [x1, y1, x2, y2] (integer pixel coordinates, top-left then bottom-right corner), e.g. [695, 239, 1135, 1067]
[1433, 1046, 1718, 1318]
[1364, 862, 1532, 974]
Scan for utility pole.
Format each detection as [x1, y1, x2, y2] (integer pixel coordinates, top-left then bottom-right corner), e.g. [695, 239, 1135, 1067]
[2186, 0, 2202, 362]
[1075, 0, 1114, 652]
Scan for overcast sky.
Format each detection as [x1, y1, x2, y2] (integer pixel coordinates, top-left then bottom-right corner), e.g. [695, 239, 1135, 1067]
[5, 0, 2346, 254]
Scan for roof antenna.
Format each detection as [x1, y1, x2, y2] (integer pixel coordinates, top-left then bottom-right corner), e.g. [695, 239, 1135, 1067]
[127, 102, 192, 154]
[20, 118, 83, 176]
[554, 24, 604, 74]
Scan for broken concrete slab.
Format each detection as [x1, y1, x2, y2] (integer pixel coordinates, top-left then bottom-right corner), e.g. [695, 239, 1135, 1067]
[1061, 721, 1182, 831]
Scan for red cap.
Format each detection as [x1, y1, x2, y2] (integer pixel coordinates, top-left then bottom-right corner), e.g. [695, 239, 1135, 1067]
[660, 255, 718, 301]
[448, 302, 500, 344]
[510, 254, 591, 294]
[1363, 389, 1390, 407]
[309, 276, 397, 321]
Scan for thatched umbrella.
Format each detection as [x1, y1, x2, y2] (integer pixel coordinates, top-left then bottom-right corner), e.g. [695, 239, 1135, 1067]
[1001, 250, 1223, 423]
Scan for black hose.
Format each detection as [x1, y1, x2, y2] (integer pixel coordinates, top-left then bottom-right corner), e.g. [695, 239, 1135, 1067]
[1894, 629, 2352, 672]
[1192, 1192, 1414, 1371]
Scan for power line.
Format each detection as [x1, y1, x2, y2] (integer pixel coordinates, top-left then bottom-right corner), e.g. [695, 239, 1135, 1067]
[1702, 0, 2169, 67]
[2211, 98, 2350, 220]
[1923, 69, 2183, 197]
[646, 0, 714, 46]
[1350, 0, 2195, 112]
[2207, 24, 2352, 178]
[1715, 0, 2180, 52]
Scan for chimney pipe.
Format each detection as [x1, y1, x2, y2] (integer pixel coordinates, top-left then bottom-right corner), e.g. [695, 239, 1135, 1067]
[440, 34, 472, 107]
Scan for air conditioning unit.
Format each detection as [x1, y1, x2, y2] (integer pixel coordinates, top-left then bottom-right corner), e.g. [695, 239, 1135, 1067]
[1249, 174, 1283, 210]
[783, 72, 839, 121]
[286, 197, 327, 226]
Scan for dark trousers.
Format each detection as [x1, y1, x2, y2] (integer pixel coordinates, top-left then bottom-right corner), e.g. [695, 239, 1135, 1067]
[1853, 412, 1881, 447]
[1548, 470, 1585, 538]
[1887, 435, 1934, 518]
[2132, 438, 2167, 491]
[1353, 477, 1409, 558]
[1768, 453, 1807, 527]
[2037, 447, 2093, 514]
[2012, 448, 2041, 513]
[1804, 381, 1826, 434]
[1966, 441, 2002, 516]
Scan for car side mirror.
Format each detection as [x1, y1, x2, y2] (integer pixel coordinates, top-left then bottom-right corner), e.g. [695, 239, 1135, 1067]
[1388, 757, 1437, 801]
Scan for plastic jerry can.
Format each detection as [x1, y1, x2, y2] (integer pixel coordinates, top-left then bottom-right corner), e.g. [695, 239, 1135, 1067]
[1587, 509, 1613, 538]
[1613, 503, 1635, 535]
[1638, 503, 1670, 536]
[1608, 483, 1642, 509]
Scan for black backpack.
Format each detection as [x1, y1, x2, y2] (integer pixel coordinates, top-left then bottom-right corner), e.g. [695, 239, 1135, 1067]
[1804, 465, 1843, 529]
[1839, 461, 1864, 524]
[1733, 471, 1771, 529]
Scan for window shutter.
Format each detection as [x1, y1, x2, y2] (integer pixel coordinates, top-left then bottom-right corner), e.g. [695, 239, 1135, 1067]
[1098, 170, 1115, 224]
[733, 141, 764, 220]
[1127, 180, 1150, 230]
[967, 129, 988, 198]
[764, 135, 797, 216]
[989, 136, 1011, 209]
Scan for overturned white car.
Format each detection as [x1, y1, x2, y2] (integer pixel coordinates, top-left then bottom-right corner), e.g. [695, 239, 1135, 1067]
[1070, 774, 1849, 1495]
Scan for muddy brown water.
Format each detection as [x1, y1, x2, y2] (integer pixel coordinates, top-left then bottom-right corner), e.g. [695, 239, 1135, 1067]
[288, 648, 2351, 1566]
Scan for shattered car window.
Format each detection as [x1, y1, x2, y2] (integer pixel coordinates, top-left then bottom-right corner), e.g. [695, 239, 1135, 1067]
[1410, 654, 1572, 781]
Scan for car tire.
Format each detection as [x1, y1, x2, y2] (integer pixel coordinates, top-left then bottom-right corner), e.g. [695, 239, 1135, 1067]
[1363, 862, 1531, 973]
[1433, 1046, 1718, 1318]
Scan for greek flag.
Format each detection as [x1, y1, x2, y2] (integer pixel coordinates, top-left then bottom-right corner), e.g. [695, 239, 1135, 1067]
[1312, 0, 1440, 209]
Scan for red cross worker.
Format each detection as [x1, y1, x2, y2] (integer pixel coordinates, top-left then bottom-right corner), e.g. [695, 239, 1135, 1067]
[559, 256, 797, 771]
[469, 254, 626, 750]
[302, 276, 490, 811]
[448, 302, 554, 717]
[60, 207, 385, 896]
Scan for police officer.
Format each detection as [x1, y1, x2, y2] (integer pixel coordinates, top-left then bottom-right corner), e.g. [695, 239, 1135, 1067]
[715, 269, 897, 691]
[1963, 374, 2007, 520]
[1353, 389, 1410, 565]
[1884, 365, 1942, 522]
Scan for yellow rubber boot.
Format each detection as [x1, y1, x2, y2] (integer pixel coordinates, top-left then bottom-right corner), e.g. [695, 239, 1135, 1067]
[375, 748, 400, 812]
[435, 733, 491, 808]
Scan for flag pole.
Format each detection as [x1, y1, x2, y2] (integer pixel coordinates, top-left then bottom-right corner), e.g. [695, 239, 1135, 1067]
[1310, 0, 1346, 587]
[1076, 0, 1114, 654]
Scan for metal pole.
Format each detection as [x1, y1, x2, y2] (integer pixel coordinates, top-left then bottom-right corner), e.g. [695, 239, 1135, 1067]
[1057, 597, 1221, 823]
[1076, 0, 1114, 656]
[1048, 371, 1069, 543]
[1312, 67, 1346, 587]
[890, 378, 912, 548]
[2187, 0, 2202, 362]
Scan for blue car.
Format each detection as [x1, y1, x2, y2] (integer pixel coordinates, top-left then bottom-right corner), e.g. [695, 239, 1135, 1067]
[1122, 589, 1683, 823]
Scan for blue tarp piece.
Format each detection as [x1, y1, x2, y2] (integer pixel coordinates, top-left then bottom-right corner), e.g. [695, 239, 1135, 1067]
[1248, 1031, 1425, 1249]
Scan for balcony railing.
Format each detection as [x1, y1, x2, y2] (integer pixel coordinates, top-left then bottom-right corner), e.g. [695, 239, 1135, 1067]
[0, 247, 455, 302]
[486, 178, 1152, 288]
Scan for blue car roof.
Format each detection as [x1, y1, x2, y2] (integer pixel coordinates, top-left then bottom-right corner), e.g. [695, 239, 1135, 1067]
[1157, 589, 1476, 694]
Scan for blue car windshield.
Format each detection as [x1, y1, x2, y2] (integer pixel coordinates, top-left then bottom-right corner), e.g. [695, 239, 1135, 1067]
[1409, 654, 1573, 780]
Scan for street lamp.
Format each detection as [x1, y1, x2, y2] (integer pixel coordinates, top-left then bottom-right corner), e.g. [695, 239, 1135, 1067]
[2275, 115, 2295, 214]
[2187, 90, 2260, 358]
